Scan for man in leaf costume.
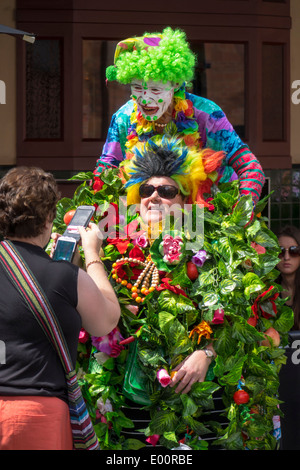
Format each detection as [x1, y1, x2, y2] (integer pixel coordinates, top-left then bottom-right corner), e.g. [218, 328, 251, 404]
[59, 137, 293, 450]
[95, 27, 265, 207]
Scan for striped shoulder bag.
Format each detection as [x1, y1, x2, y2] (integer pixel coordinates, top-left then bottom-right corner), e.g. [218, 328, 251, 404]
[0, 240, 100, 450]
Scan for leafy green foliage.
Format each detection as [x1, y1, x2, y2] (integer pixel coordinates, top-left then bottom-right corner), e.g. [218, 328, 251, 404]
[53, 170, 293, 451]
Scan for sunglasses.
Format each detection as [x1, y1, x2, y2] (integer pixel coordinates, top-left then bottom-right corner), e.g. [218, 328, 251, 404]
[279, 246, 300, 258]
[139, 184, 179, 200]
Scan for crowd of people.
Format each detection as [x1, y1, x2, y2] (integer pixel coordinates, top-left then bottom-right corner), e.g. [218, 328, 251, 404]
[0, 26, 298, 451]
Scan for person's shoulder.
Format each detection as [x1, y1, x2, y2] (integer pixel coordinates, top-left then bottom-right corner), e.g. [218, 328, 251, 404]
[187, 92, 223, 114]
[113, 99, 134, 118]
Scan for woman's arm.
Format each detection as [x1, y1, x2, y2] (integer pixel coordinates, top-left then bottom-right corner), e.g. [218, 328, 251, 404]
[76, 223, 121, 337]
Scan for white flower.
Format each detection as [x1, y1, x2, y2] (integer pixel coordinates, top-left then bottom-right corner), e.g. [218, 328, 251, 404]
[97, 397, 113, 414]
[94, 351, 110, 365]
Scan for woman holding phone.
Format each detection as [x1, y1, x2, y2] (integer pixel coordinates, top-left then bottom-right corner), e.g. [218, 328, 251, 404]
[0, 166, 120, 450]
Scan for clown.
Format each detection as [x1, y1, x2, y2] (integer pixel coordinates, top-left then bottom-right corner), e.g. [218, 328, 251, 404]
[95, 27, 265, 207]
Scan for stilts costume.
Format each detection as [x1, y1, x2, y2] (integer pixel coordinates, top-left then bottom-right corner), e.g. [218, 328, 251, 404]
[96, 27, 265, 206]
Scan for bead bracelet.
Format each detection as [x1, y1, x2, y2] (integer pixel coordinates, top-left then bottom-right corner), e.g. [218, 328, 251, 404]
[86, 259, 103, 269]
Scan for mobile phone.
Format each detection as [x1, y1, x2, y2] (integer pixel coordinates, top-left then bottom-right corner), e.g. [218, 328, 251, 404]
[52, 236, 77, 261]
[63, 205, 95, 242]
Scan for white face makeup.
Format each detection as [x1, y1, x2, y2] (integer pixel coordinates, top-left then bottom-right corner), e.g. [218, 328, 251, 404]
[130, 80, 175, 121]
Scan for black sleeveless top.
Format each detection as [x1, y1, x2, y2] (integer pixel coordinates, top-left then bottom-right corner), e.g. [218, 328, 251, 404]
[0, 241, 81, 403]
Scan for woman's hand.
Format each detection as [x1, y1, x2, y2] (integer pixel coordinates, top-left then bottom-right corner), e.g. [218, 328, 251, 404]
[77, 222, 103, 260]
[169, 350, 212, 394]
[50, 231, 82, 266]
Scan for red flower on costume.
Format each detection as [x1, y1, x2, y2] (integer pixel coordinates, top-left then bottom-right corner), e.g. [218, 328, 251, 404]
[249, 286, 279, 326]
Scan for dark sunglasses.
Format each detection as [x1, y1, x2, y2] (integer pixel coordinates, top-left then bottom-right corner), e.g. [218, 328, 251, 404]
[279, 246, 300, 258]
[139, 183, 179, 200]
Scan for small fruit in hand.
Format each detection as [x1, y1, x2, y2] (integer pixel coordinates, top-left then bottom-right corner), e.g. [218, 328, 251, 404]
[186, 261, 199, 281]
[63, 209, 76, 225]
[233, 390, 250, 405]
[261, 327, 280, 347]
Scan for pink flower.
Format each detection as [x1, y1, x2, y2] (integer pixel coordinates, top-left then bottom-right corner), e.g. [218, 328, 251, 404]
[95, 411, 112, 429]
[206, 197, 215, 211]
[132, 234, 148, 248]
[145, 434, 160, 446]
[157, 368, 172, 387]
[160, 235, 183, 265]
[91, 327, 125, 357]
[212, 308, 225, 324]
[125, 304, 139, 315]
[78, 328, 89, 343]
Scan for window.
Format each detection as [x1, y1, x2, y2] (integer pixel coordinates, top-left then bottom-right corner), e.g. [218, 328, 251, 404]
[82, 40, 130, 140]
[26, 39, 63, 140]
[262, 44, 284, 141]
[190, 43, 246, 139]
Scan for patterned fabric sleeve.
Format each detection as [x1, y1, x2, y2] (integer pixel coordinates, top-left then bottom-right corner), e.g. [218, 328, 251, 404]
[95, 102, 133, 172]
[228, 148, 266, 205]
[190, 93, 265, 205]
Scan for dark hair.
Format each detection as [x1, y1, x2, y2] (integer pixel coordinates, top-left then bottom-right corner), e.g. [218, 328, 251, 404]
[277, 225, 300, 329]
[0, 166, 60, 239]
[126, 140, 189, 183]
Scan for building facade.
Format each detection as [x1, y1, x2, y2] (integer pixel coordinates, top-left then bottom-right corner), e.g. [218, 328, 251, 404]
[0, 0, 299, 232]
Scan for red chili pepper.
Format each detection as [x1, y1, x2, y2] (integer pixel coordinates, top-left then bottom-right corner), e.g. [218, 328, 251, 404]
[118, 326, 144, 346]
[119, 336, 135, 346]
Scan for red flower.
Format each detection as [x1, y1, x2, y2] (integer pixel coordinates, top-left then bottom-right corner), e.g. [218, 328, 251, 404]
[107, 237, 130, 254]
[93, 176, 104, 192]
[128, 245, 145, 262]
[250, 286, 279, 324]
[156, 278, 188, 298]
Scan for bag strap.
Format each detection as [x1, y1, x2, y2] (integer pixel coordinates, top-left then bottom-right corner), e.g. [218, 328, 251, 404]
[0, 240, 73, 374]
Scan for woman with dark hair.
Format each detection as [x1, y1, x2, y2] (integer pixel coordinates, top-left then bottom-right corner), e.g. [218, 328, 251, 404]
[276, 225, 300, 450]
[0, 166, 120, 450]
[277, 225, 300, 330]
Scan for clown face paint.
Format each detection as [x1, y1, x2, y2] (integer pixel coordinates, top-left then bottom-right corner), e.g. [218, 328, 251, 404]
[130, 80, 175, 121]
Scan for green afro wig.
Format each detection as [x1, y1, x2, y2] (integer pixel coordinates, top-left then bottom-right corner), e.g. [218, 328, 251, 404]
[106, 27, 196, 85]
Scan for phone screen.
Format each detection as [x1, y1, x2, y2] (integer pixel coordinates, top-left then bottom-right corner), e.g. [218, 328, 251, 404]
[53, 237, 76, 261]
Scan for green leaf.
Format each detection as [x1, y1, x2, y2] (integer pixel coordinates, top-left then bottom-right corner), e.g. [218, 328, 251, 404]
[219, 279, 236, 295]
[69, 171, 94, 181]
[201, 291, 219, 307]
[253, 230, 279, 249]
[232, 318, 265, 344]
[242, 272, 265, 299]
[190, 381, 220, 399]
[274, 305, 294, 333]
[216, 355, 247, 386]
[149, 410, 179, 434]
[214, 325, 238, 356]
[180, 394, 198, 417]
[123, 438, 146, 450]
[183, 416, 212, 436]
[162, 431, 178, 446]
[230, 195, 253, 226]
[158, 311, 175, 329]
